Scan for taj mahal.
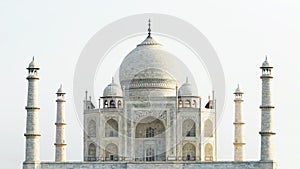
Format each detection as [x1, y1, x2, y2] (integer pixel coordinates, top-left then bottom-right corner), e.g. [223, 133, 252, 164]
[23, 21, 277, 169]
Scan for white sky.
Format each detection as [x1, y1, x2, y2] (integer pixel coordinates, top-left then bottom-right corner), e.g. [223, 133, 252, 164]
[1, 0, 300, 168]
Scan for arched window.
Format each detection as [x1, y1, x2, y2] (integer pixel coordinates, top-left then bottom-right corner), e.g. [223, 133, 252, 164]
[88, 143, 96, 161]
[182, 119, 196, 137]
[184, 100, 191, 107]
[146, 147, 155, 161]
[204, 119, 213, 137]
[205, 143, 213, 161]
[192, 100, 197, 108]
[105, 119, 118, 137]
[104, 100, 108, 108]
[182, 143, 196, 161]
[110, 100, 116, 108]
[117, 100, 122, 108]
[105, 143, 118, 161]
[88, 120, 96, 137]
[146, 127, 154, 138]
[178, 100, 183, 108]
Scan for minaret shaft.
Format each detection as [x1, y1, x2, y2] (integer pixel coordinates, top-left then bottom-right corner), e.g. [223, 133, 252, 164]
[55, 86, 67, 162]
[259, 58, 275, 161]
[24, 59, 41, 164]
[233, 86, 245, 161]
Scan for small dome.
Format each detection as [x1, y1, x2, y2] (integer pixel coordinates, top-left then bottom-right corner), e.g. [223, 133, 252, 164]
[28, 57, 39, 69]
[261, 56, 272, 68]
[103, 78, 122, 97]
[56, 84, 65, 94]
[178, 78, 198, 96]
[234, 85, 243, 94]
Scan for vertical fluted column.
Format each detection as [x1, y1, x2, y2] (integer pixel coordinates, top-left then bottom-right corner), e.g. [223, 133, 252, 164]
[233, 85, 245, 161]
[24, 58, 41, 165]
[55, 85, 67, 162]
[259, 57, 275, 161]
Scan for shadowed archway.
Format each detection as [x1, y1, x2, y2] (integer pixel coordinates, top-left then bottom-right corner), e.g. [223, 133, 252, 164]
[135, 116, 166, 161]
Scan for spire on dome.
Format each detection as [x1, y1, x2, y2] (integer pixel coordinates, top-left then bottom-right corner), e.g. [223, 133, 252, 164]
[148, 19, 151, 37]
[28, 56, 39, 69]
[136, 19, 162, 47]
[261, 55, 272, 68]
[112, 77, 115, 83]
[234, 84, 243, 95]
[56, 84, 65, 95]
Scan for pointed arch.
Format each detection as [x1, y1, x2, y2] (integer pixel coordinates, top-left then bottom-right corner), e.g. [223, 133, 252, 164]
[135, 117, 165, 138]
[110, 100, 116, 108]
[105, 143, 118, 161]
[182, 143, 196, 161]
[88, 120, 96, 137]
[182, 119, 196, 137]
[184, 100, 191, 107]
[105, 119, 118, 137]
[204, 119, 213, 137]
[205, 143, 213, 161]
[88, 143, 96, 161]
[135, 116, 166, 161]
[178, 100, 183, 108]
[193, 100, 197, 108]
[117, 100, 122, 108]
[104, 100, 108, 108]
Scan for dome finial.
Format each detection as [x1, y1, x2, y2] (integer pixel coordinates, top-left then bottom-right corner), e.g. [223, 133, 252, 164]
[148, 19, 151, 37]
[28, 56, 39, 69]
[56, 84, 65, 94]
[261, 55, 272, 68]
[234, 84, 243, 94]
[186, 76, 189, 83]
[112, 77, 114, 83]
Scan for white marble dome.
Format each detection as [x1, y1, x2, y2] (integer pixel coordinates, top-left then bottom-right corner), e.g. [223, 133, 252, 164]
[103, 79, 122, 97]
[119, 35, 190, 87]
[178, 78, 198, 96]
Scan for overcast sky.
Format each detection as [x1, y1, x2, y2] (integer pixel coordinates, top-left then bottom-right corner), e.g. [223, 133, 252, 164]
[1, 0, 299, 168]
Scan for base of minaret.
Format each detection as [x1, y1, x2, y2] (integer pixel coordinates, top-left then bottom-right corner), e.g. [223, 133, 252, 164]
[55, 143, 67, 162]
[233, 142, 245, 161]
[23, 162, 41, 169]
[260, 132, 276, 161]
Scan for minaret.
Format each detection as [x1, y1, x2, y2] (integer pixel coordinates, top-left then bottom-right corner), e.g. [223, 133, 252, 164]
[233, 85, 245, 161]
[55, 85, 67, 162]
[24, 57, 41, 165]
[259, 57, 275, 161]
